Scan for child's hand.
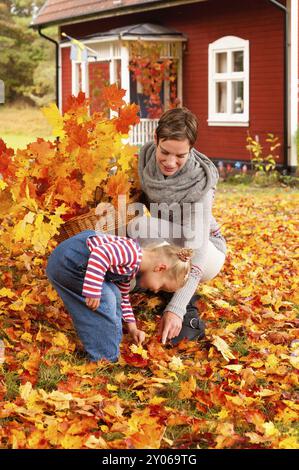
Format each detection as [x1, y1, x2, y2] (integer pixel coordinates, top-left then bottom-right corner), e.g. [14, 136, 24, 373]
[86, 297, 100, 310]
[131, 329, 146, 345]
[127, 322, 146, 345]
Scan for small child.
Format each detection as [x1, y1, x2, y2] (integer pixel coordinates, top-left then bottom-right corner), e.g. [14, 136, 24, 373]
[46, 229, 192, 362]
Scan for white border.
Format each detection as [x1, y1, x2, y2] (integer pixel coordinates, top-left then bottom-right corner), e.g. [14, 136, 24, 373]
[288, 0, 298, 168]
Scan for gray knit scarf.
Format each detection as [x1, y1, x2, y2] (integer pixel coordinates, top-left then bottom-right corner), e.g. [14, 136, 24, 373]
[138, 141, 219, 204]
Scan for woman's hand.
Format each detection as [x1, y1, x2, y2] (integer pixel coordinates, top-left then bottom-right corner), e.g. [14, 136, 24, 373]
[127, 322, 146, 345]
[86, 297, 100, 310]
[158, 311, 182, 344]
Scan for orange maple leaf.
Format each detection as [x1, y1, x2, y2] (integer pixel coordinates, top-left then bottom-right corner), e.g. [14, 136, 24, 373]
[102, 84, 126, 111]
[0, 138, 16, 182]
[115, 104, 140, 134]
[65, 91, 89, 114]
[105, 173, 131, 204]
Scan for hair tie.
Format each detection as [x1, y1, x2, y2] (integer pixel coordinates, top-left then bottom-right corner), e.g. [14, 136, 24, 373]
[177, 248, 193, 262]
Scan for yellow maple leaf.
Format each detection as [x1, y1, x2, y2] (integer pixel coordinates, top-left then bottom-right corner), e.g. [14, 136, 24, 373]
[85, 435, 108, 449]
[262, 422, 280, 438]
[44, 423, 59, 446]
[103, 399, 124, 418]
[217, 408, 230, 420]
[11, 429, 27, 449]
[107, 384, 118, 391]
[250, 360, 264, 368]
[27, 430, 45, 449]
[39, 389, 73, 410]
[213, 299, 231, 309]
[265, 354, 279, 369]
[42, 102, 65, 139]
[117, 144, 138, 172]
[148, 396, 167, 405]
[0, 288, 16, 298]
[224, 364, 243, 372]
[20, 381, 33, 401]
[52, 332, 70, 349]
[0, 180, 7, 190]
[278, 436, 299, 449]
[23, 351, 41, 375]
[225, 322, 243, 333]
[60, 434, 83, 449]
[169, 355, 185, 371]
[289, 356, 299, 370]
[20, 332, 33, 343]
[211, 335, 236, 361]
[282, 400, 299, 411]
[178, 375, 196, 399]
[130, 343, 148, 359]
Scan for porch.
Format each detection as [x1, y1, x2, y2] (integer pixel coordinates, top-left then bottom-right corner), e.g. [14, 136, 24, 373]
[60, 23, 186, 146]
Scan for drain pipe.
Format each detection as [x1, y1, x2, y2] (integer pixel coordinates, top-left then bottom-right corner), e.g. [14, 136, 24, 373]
[38, 27, 59, 108]
[268, 0, 289, 172]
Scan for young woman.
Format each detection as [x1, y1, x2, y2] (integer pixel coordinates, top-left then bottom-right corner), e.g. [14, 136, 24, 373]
[128, 107, 227, 345]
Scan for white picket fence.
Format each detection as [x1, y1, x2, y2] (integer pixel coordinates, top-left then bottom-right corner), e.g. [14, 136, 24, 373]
[129, 118, 159, 146]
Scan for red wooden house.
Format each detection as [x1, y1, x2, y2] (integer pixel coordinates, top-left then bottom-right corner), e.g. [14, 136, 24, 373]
[32, 0, 298, 173]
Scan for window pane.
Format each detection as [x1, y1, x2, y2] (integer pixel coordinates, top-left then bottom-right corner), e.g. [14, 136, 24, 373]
[216, 82, 227, 113]
[232, 81, 244, 113]
[216, 52, 227, 73]
[233, 51, 244, 72]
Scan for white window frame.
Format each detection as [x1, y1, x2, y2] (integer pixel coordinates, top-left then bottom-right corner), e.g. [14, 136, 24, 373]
[208, 36, 249, 127]
[71, 60, 89, 97]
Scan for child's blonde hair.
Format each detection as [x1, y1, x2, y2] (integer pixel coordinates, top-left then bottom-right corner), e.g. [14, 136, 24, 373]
[145, 241, 193, 288]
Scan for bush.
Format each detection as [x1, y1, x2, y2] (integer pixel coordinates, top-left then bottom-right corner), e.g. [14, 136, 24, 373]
[279, 174, 299, 188]
[252, 170, 280, 187]
[225, 173, 253, 185]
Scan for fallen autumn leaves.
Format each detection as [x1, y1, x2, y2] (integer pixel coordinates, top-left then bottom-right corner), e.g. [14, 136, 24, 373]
[0, 187, 298, 449]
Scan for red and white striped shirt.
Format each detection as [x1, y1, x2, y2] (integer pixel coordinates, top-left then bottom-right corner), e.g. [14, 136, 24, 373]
[82, 233, 143, 323]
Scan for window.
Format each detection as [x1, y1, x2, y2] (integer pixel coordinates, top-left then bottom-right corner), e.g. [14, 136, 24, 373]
[208, 36, 249, 126]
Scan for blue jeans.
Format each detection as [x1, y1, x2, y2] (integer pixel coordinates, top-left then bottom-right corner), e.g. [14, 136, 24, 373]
[46, 230, 129, 362]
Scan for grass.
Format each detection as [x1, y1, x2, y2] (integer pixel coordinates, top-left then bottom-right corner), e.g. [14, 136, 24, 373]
[3, 369, 20, 400]
[0, 103, 53, 150]
[218, 181, 298, 194]
[36, 363, 66, 392]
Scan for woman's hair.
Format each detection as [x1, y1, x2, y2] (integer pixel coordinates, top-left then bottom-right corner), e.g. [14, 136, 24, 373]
[145, 242, 193, 288]
[155, 107, 198, 146]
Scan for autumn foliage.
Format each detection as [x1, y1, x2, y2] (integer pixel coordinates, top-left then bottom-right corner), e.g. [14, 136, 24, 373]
[0, 88, 298, 449]
[0, 85, 140, 254]
[128, 41, 179, 118]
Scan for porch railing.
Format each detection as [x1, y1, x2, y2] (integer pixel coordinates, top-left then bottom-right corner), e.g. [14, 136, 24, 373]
[129, 118, 159, 146]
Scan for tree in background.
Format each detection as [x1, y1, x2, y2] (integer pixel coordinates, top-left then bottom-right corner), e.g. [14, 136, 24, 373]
[0, 0, 56, 105]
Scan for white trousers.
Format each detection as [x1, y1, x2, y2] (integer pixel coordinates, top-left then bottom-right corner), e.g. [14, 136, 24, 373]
[200, 239, 226, 282]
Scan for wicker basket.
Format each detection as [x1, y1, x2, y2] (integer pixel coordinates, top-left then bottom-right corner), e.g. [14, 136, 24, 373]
[55, 186, 139, 244]
[55, 209, 138, 243]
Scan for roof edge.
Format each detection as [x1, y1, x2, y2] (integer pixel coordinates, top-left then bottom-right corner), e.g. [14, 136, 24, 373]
[31, 0, 207, 29]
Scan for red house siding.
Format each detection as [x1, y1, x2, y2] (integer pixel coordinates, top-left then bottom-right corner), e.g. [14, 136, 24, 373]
[61, 0, 286, 164]
[61, 46, 72, 113]
[89, 61, 110, 114]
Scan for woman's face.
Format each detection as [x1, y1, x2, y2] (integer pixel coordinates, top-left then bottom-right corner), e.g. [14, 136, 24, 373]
[155, 137, 190, 176]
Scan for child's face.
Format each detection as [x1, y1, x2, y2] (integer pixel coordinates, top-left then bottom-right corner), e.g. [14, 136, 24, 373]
[139, 270, 179, 293]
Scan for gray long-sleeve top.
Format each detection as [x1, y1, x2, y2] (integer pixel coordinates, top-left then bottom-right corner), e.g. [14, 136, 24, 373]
[162, 187, 227, 319]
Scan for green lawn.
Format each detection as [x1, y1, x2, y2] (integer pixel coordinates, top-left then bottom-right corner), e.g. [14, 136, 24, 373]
[0, 103, 53, 150]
